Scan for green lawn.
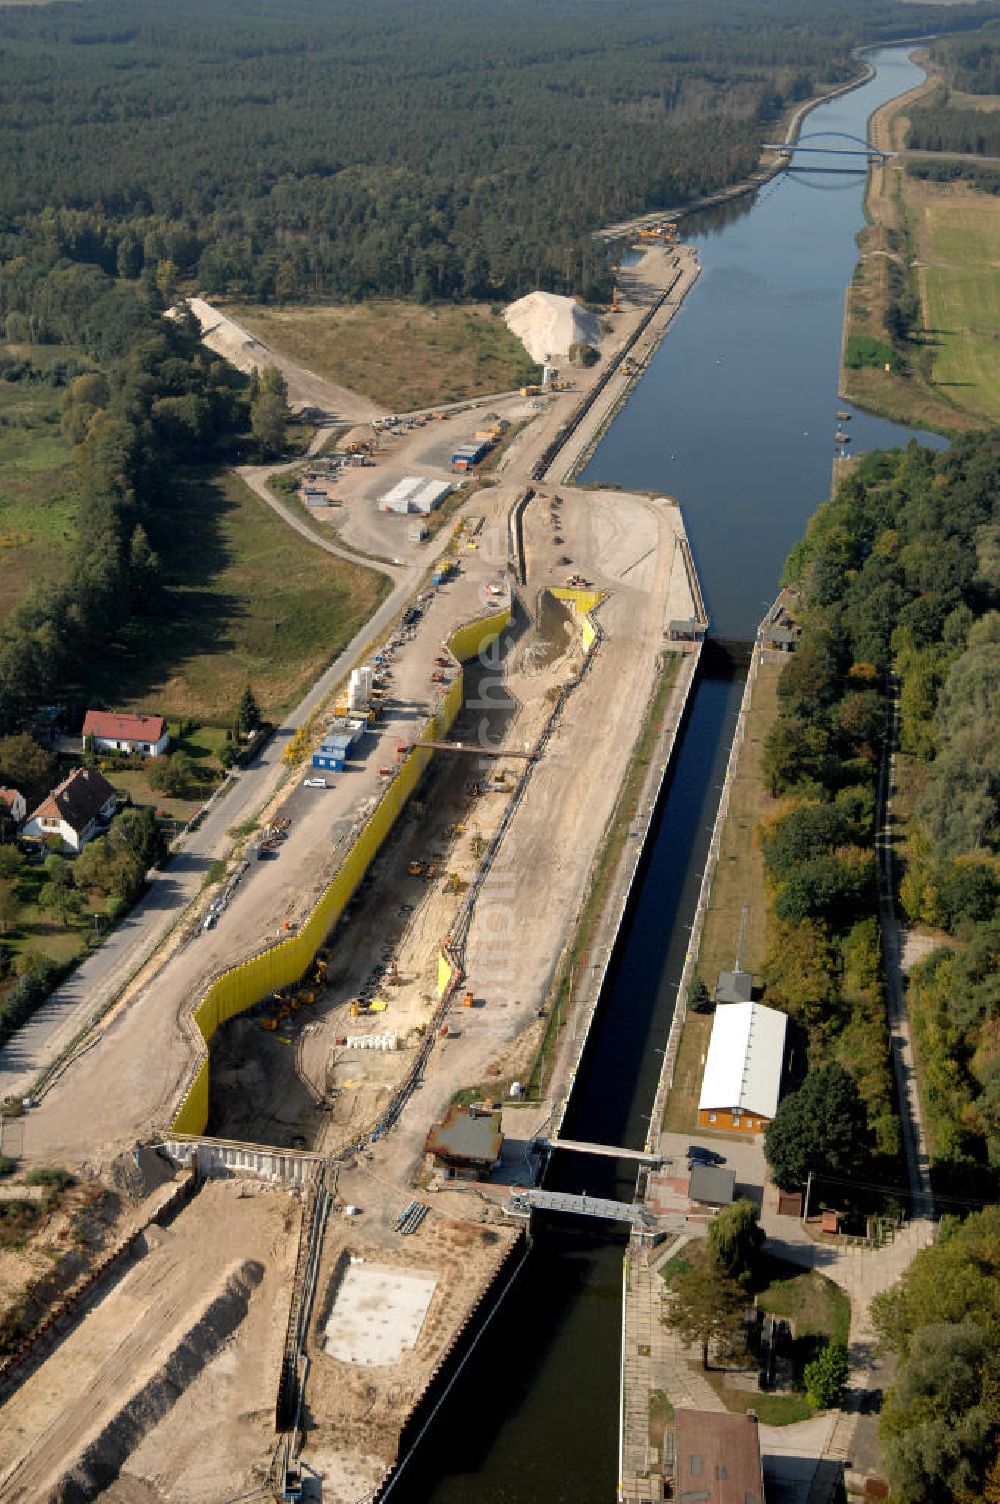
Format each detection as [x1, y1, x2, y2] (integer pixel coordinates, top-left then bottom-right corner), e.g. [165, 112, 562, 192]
[0, 373, 77, 618]
[106, 722, 232, 818]
[80, 469, 391, 722]
[755, 1257, 851, 1347]
[918, 194, 1000, 423]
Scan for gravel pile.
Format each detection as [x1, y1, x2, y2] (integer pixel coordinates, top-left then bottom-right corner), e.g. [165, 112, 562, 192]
[504, 291, 601, 363]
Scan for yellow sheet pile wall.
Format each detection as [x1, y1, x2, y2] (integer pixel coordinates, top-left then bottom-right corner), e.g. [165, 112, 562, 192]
[171, 605, 511, 1137]
[548, 587, 605, 654]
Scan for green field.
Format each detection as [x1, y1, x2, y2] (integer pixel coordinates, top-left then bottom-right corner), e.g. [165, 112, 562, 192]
[917, 194, 1000, 423]
[0, 375, 77, 618]
[223, 301, 540, 410]
[85, 470, 391, 722]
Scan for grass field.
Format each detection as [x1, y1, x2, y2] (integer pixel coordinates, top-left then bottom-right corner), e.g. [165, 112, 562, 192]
[915, 192, 1000, 423]
[840, 78, 998, 433]
[756, 1258, 851, 1348]
[222, 301, 541, 410]
[85, 470, 391, 722]
[0, 376, 76, 618]
[663, 656, 782, 1134]
[108, 722, 232, 817]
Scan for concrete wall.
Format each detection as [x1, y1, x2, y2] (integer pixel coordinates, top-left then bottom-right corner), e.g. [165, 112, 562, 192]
[170, 606, 511, 1137]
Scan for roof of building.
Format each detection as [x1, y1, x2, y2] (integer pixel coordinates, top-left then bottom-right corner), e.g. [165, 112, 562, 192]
[698, 1001, 787, 1120]
[0, 787, 23, 811]
[715, 970, 754, 1005]
[424, 1104, 503, 1167]
[379, 476, 452, 512]
[688, 1163, 736, 1207]
[28, 767, 117, 834]
[673, 1409, 763, 1504]
[83, 710, 166, 744]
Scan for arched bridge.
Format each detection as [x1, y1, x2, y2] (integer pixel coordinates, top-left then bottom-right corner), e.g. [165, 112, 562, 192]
[762, 130, 892, 162]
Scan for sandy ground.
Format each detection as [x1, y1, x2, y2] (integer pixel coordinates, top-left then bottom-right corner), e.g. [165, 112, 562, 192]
[300, 1183, 521, 1503]
[0, 1179, 300, 1504]
[175, 299, 380, 421]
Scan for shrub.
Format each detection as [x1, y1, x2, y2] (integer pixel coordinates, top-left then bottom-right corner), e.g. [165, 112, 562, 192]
[804, 1340, 849, 1409]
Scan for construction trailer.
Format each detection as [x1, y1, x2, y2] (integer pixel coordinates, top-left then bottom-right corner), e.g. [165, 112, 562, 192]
[451, 439, 490, 471]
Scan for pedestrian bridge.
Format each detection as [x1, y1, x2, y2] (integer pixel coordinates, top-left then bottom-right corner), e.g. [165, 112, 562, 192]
[542, 1137, 666, 1164]
[507, 1189, 651, 1226]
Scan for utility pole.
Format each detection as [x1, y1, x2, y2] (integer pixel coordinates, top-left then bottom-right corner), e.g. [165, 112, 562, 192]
[801, 1169, 813, 1226]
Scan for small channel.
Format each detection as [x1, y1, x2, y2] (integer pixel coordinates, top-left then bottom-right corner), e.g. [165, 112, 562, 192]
[392, 44, 946, 1504]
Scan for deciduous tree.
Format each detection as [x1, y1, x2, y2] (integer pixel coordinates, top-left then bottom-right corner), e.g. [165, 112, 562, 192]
[663, 1253, 746, 1370]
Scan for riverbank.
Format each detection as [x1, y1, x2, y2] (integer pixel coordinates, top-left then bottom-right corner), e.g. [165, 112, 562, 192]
[841, 46, 999, 431]
[596, 55, 876, 245]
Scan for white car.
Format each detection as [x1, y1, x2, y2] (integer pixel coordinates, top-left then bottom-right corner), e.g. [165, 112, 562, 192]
[303, 777, 328, 788]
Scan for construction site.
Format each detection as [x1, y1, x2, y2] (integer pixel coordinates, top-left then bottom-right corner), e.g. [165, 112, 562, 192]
[0, 239, 707, 1503]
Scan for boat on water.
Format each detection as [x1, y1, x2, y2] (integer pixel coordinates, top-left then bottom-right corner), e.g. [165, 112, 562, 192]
[836, 410, 852, 421]
[835, 430, 850, 445]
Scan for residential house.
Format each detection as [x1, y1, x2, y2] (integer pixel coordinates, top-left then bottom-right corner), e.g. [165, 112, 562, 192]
[82, 710, 169, 758]
[23, 768, 118, 853]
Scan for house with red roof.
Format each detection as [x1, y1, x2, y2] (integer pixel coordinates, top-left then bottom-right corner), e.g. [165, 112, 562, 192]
[82, 710, 169, 758]
[23, 768, 118, 853]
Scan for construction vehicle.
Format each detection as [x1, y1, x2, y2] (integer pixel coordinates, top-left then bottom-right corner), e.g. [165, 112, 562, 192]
[260, 1017, 279, 1032]
[445, 871, 465, 895]
[463, 990, 475, 1009]
[519, 384, 542, 397]
[408, 861, 427, 878]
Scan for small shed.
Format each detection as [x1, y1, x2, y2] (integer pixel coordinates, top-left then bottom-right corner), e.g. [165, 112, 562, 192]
[715, 969, 753, 1005]
[668, 617, 707, 643]
[688, 1163, 736, 1208]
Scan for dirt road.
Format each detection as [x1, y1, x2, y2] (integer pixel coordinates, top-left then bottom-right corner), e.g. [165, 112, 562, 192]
[178, 299, 381, 421]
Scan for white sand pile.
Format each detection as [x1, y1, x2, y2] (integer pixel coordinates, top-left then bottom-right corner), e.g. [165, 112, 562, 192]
[504, 291, 601, 363]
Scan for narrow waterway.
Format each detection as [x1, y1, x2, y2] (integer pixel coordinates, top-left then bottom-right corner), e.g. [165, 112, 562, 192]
[391, 45, 943, 1504]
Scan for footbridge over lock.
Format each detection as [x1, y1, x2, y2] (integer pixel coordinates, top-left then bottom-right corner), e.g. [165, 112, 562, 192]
[540, 1137, 667, 1165]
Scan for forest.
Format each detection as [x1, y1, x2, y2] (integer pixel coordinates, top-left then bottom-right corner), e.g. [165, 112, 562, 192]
[0, 0, 993, 307]
[767, 436, 1000, 1205]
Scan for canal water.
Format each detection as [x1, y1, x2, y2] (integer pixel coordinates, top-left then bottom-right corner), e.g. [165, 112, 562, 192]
[391, 45, 943, 1504]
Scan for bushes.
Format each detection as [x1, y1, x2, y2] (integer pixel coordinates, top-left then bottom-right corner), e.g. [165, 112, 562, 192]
[804, 1341, 849, 1410]
[0, 959, 58, 1050]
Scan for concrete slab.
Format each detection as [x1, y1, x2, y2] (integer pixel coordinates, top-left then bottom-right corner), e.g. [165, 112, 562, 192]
[324, 1263, 437, 1366]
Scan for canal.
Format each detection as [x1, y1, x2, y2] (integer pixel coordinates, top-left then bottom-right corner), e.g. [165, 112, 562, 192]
[391, 44, 944, 1504]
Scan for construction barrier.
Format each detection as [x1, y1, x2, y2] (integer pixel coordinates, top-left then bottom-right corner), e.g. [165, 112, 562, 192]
[170, 605, 512, 1137]
[549, 587, 606, 655]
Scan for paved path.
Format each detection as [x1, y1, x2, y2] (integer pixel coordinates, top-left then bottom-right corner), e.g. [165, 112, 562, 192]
[877, 678, 934, 1215]
[620, 1234, 726, 1504]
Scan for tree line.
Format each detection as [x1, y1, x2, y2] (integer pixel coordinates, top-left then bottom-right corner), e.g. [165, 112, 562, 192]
[770, 436, 1000, 1204]
[0, 0, 989, 307]
[0, 258, 248, 734]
